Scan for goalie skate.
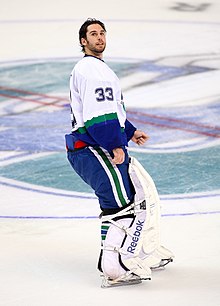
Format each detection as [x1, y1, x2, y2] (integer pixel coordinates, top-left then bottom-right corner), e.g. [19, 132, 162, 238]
[101, 273, 150, 288]
[151, 258, 173, 270]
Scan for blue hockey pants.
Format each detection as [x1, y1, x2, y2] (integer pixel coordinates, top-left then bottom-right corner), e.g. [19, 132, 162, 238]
[67, 146, 135, 210]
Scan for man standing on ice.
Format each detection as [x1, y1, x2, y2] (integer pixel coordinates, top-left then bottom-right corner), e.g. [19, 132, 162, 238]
[65, 18, 173, 288]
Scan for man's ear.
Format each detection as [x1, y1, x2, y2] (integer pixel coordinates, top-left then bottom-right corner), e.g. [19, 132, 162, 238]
[81, 38, 87, 46]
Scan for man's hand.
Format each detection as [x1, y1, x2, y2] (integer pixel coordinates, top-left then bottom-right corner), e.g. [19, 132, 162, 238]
[112, 148, 125, 164]
[131, 130, 149, 145]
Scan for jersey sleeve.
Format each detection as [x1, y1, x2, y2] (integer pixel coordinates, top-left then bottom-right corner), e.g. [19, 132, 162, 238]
[125, 119, 137, 142]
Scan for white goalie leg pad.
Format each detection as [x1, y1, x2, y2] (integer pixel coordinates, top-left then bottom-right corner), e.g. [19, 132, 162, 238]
[128, 157, 174, 267]
[100, 216, 132, 280]
[99, 206, 151, 280]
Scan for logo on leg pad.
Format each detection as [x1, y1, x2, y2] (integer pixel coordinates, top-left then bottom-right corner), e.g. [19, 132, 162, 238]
[127, 220, 144, 254]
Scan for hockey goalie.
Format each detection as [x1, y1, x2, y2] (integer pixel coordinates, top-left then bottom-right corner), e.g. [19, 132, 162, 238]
[66, 18, 174, 289]
[98, 156, 174, 288]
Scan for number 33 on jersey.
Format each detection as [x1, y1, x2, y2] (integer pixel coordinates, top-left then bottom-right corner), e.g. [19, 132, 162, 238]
[69, 55, 126, 138]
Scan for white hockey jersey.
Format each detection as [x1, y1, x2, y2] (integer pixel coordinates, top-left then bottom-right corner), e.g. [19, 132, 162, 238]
[68, 55, 136, 151]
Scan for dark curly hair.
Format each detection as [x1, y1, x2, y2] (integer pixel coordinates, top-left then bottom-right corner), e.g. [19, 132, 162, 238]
[79, 18, 106, 52]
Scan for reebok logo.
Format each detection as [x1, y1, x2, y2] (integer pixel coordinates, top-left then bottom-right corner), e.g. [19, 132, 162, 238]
[127, 220, 144, 254]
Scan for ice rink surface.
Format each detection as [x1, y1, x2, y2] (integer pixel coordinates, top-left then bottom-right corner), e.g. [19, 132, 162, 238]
[0, 0, 220, 305]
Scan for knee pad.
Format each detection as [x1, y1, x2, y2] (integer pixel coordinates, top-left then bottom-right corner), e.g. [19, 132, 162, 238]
[98, 204, 151, 280]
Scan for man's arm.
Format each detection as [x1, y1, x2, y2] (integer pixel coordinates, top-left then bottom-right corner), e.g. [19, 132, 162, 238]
[112, 130, 149, 164]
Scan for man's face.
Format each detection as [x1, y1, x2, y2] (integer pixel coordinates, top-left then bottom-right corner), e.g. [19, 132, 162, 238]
[81, 23, 106, 57]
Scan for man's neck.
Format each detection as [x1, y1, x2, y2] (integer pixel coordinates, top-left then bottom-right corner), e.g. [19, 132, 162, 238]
[85, 51, 103, 60]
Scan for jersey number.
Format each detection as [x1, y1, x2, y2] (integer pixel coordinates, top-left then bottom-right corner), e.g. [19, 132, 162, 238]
[95, 87, 114, 102]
